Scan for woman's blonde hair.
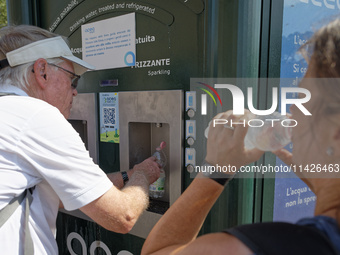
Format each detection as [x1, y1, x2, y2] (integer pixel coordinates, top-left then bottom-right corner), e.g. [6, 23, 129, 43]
[301, 19, 340, 227]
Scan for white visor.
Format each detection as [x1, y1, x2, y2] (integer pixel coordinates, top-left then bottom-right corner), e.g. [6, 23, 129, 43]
[6, 36, 95, 75]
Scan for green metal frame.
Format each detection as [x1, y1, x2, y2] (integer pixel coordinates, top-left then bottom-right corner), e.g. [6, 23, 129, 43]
[257, 0, 284, 223]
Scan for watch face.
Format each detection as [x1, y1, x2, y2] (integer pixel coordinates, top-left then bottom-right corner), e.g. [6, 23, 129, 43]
[121, 171, 129, 184]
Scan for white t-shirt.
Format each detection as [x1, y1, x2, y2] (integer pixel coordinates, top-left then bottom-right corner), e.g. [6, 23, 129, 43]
[0, 90, 113, 254]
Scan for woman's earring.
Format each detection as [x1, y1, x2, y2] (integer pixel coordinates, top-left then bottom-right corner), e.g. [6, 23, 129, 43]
[326, 146, 334, 156]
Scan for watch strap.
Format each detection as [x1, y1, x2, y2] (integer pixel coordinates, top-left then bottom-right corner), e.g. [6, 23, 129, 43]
[121, 171, 129, 185]
[201, 160, 235, 186]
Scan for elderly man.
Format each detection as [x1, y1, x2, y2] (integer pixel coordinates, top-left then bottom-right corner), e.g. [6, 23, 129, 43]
[0, 25, 160, 254]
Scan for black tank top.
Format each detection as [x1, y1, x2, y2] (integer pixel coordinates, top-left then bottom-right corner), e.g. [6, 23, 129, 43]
[223, 222, 338, 255]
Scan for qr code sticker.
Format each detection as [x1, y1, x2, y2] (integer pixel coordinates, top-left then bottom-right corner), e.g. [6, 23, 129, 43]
[103, 107, 116, 125]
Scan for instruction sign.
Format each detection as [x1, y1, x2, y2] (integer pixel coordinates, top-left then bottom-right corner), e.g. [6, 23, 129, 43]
[81, 13, 136, 70]
[99, 93, 119, 143]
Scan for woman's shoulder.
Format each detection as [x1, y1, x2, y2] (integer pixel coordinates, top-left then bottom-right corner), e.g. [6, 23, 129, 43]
[223, 218, 339, 255]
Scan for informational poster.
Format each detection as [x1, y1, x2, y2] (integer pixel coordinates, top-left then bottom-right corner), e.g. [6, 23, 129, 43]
[273, 0, 339, 222]
[99, 93, 119, 143]
[81, 13, 136, 70]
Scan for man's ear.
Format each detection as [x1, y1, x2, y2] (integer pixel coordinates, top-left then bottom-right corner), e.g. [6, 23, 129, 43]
[32, 58, 48, 89]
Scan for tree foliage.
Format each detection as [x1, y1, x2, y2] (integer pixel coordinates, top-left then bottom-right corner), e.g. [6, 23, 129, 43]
[0, 0, 7, 28]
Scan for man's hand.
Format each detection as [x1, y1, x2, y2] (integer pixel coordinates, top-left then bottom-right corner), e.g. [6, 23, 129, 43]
[133, 157, 161, 184]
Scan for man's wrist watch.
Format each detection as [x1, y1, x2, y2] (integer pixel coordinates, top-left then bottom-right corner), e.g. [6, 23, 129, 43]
[121, 171, 129, 185]
[201, 160, 235, 186]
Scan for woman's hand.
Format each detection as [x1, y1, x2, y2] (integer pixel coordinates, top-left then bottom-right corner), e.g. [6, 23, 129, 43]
[273, 148, 293, 166]
[205, 110, 264, 171]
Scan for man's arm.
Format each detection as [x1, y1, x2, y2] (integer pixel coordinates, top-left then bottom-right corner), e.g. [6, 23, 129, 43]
[80, 157, 160, 234]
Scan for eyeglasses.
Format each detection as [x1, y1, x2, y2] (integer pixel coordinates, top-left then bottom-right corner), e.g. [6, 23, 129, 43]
[48, 63, 80, 89]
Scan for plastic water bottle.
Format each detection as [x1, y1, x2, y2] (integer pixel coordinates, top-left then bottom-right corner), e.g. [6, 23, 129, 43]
[149, 141, 167, 199]
[205, 112, 293, 151]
